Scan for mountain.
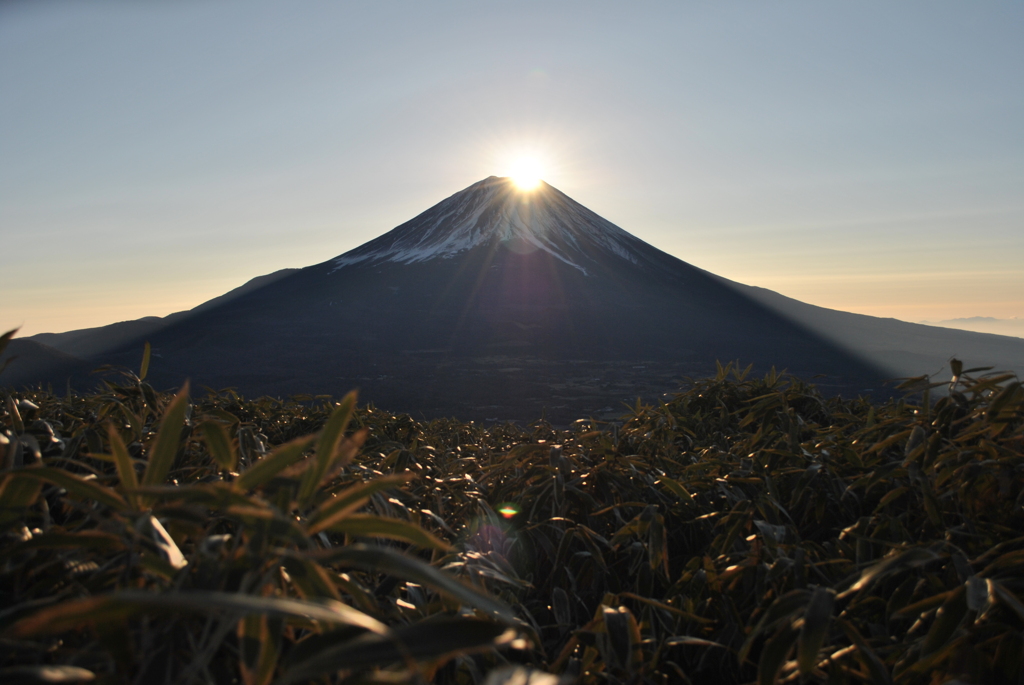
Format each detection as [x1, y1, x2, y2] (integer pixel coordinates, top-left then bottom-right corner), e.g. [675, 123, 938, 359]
[916, 317, 1024, 339]
[4, 177, 1023, 422]
[0, 339, 87, 389]
[731, 285, 1024, 379]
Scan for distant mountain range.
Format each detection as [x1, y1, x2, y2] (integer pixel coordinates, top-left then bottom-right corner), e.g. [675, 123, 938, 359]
[3, 177, 1023, 423]
[917, 317, 1024, 339]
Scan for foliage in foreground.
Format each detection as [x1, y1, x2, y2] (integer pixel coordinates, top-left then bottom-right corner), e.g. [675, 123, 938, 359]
[2, 342, 1023, 684]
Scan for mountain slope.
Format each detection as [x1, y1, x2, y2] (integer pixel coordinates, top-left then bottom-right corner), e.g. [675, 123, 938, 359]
[0, 339, 89, 390]
[23, 268, 300, 358]
[736, 282, 1024, 378]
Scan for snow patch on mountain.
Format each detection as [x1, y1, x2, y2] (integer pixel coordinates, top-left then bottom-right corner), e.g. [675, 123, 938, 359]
[332, 177, 644, 275]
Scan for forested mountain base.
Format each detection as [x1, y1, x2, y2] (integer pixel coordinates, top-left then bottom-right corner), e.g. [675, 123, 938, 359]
[1, 353, 1023, 684]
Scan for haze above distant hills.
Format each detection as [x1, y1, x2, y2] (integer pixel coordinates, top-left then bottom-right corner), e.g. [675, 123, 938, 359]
[917, 317, 1024, 339]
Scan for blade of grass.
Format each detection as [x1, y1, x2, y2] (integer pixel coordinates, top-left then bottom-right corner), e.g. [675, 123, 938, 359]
[138, 342, 151, 382]
[235, 435, 315, 491]
[199, 420, 236, 472]
[307, 474, 412, 533]
[308, 544, 514, 622]
[326, 514, 450, 551]
[278, 617, 508, 685]
[298, 391, 357, 506]
[797, 586, 834, 676]
[10, 467, 126, 511]
[142, 382, 190, 488]
[8, 590, 387, 638]
[107, 425, 139, 510]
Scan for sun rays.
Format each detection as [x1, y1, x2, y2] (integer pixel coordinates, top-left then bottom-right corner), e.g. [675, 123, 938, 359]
[507, 157, 543, 191]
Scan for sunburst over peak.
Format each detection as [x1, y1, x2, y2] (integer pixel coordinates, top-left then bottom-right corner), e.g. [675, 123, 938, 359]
[507, 157, 543, 190]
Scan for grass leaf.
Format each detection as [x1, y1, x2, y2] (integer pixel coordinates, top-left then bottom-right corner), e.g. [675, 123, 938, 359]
[797, 586, 834, 675]
[279, 617, 508, 685]
[325, 514, 450, 550]
[142, 382, 190, 488]
[10, 467, 126, 511]
[138, 342, 151, 382]
[235, 435, 314, 491]
[106, 424, 139, 509]
[309, 544, 514, 622]
[307, 474, 412, 533]
[298, 391, 357, 506]
[8, 590, 387, 638]
[199, 420, 236, 472]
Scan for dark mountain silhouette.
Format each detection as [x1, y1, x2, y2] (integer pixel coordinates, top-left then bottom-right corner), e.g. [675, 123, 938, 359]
[5, 177, 1022, 422]
[26, 269, 299, 359]
[1, 339, 86, 389]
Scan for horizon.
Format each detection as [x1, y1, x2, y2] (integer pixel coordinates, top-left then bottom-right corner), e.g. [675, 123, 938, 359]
[2, 2, 1022, 338]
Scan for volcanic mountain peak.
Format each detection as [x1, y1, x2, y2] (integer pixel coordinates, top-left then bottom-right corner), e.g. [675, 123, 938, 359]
[11, 175, 1024, 424]
[332, 176, 644, 275]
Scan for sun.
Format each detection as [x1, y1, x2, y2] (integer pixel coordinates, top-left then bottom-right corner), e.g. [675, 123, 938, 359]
[507, 157, 543, 191]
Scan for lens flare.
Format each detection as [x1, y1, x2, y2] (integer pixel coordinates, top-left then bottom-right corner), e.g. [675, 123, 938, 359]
[498, 503, 520, 519]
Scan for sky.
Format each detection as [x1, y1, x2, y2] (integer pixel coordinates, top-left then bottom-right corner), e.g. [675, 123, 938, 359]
[2, 1, 1022, 337]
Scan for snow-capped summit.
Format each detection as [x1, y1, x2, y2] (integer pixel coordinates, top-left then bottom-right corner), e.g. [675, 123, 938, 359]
[332, 176, 644, 274]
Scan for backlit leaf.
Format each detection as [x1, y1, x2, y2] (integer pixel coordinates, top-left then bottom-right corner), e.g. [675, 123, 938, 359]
[278, 617, 507, 685]
[797, 586, 834, 676]
[138, 342, 151, 383]
[325, 514, 450, 550]
[106, 424, 139, 509]
[309, 544, 514, 622]
[142, 382, 190, 488]
[9, 590, 386, 638]
[298, 391, 357, 506]
[235, 435, 314, 491]
[307, 474, 412, 533]
[200, 420, 236, 472]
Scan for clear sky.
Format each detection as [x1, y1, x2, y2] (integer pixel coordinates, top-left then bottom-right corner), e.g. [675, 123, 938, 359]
[2, 1, 1022, 337]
